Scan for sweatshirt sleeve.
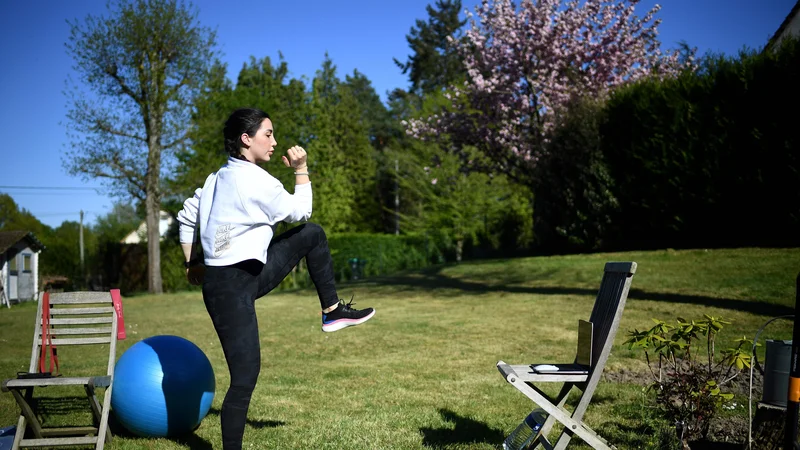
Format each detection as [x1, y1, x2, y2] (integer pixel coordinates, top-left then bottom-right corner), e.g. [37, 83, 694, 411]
[251, 179, 313, 225]
[176, 187, 202, 244]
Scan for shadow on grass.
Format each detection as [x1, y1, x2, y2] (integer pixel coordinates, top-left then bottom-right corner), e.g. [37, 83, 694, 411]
[580, 392, 618, 406]
[108, 414, 213, 450]
[419, 408, 505, 448]
[167, 432, 214, 450]
[606, 421, 681, 450]
[207, 407, 287, 429]
[107, 407, 284, 449]
[368, 268, 792, 317]
[32, 396, 93, 419]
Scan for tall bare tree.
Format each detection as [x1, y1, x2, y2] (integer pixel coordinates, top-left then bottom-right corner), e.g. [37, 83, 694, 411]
[64, 0, 216, 293]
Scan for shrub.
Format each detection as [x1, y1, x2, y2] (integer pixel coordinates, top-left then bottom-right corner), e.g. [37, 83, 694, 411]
[625, 315, 754, 447]
[601, 37, 800, 249]
[328, 232, 441, 281]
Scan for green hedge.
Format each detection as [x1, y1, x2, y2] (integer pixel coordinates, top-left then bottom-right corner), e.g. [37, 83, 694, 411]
[102, 231, 443, 295]
[598, 37, 800, 249]
[328, 232, 443, 281]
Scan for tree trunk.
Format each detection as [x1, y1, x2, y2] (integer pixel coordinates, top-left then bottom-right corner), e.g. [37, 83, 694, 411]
[146, 124, 163, 294]
[145, 192, 163, 294]
[455, 239, 463, 262]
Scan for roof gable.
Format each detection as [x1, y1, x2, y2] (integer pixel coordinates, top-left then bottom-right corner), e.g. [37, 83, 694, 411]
[0, 231, 46, 254]
[768, 0, 800, 49]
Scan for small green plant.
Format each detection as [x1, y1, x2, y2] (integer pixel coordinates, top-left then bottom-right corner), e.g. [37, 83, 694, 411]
[625, 315, 755, 447]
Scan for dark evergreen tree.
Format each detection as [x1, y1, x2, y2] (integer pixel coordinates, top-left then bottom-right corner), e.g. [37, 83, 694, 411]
[344, 70, 396, 150]
[393, 0, 467, 96]
[309, 56, 379, 232]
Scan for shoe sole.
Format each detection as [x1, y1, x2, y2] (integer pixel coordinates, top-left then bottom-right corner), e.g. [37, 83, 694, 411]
[321, 310, 376, 332]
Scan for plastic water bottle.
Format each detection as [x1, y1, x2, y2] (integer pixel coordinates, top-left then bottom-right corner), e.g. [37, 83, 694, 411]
[502, 408, 547, 450]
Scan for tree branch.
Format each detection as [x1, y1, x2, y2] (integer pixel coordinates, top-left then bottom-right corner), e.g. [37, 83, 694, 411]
[93, 120, 146, 142]
[83, 153, 145, 194]
[162, 132, 189, 150]
[105, 64, 142, 104]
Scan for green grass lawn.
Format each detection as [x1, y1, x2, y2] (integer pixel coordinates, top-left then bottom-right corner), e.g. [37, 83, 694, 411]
[0, 247, 797, 449]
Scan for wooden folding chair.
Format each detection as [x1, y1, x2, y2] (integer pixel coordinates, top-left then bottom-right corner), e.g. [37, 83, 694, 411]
[1, 290, 126, 450]
[496, 261, 637, 450]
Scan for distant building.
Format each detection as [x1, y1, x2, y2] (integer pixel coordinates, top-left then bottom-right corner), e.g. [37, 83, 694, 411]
[120, 211, 174, 244]
[0, 231, 45, 304]
[767, 0, 800, 50]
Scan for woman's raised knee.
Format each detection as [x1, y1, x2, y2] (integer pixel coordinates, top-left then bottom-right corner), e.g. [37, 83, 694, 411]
[302, 222, 326, 239]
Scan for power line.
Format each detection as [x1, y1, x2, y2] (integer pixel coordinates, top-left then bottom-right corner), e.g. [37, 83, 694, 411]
[34, 212, 98, 218]
[0, 185, 101, 191]
[1, 192, 101, 196]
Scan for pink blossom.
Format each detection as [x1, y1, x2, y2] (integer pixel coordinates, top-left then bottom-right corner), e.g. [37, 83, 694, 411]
[406, 0, 695, 175]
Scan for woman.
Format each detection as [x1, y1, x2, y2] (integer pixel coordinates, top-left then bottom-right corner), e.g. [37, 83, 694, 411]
[176, 107, 375, 449]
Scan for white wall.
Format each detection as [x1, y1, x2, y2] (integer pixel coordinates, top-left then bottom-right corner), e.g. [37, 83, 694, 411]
[33, 250, 39, 301]
[774, 9, 800, 47]
[0, 254, 6, 305]
[120, 211, 174, 244]
[4, 242, 42, 302]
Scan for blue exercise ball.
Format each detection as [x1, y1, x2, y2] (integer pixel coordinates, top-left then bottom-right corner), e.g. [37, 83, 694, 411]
[112, 335, 215, 437]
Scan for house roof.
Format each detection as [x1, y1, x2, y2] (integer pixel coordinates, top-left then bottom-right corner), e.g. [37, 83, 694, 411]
[120, 211, 174, 244]
[767, 0, 800, 49]
[0, 231, 46, 254]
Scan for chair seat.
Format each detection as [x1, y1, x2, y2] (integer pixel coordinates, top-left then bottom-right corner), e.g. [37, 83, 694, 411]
[497, 362, 589, 383]
[3, 375, 111, 391]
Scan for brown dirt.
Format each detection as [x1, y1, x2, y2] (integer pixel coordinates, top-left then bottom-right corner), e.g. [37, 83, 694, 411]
[603, 368, 769, 447]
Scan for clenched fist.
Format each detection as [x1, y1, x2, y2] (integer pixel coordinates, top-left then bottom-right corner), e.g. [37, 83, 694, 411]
[282, 145, 307, 170]
[186, 264, 205, 286]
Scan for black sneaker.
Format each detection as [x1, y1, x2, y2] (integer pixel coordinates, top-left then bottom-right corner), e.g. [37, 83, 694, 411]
[321, 296, 375, 332]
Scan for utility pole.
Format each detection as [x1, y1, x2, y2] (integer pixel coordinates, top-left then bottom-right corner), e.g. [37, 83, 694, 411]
[394, 158, 400, 235]
[79, 210, 85, 282]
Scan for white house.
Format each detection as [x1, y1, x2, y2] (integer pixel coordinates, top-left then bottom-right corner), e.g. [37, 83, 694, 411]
[120, 210, 174, 244]
[0, 231, 45, 305]
[767, 0, 800, 50]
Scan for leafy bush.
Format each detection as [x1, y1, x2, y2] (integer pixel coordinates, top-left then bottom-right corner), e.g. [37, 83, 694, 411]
[161, 238, 196, 293]
[625, 315, 754, 446]
[328, 232, 441, 281]
[533, 97, 618, 252]
[601, 37, 800, 249]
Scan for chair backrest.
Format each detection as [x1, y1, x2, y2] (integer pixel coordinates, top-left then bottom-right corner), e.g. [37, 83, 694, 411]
[26, 291, 122, 377]
[587, 262, 637, 370]
[575, 319, 593, 367]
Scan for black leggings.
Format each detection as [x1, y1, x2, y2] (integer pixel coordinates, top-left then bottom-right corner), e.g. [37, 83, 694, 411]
[201, 222, 339, 449]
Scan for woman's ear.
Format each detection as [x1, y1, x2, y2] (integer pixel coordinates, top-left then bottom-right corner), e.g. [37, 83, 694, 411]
[240, 132, 251, 148]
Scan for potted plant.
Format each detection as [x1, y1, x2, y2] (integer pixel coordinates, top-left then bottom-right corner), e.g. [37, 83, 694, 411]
[625, 315, 755, 449]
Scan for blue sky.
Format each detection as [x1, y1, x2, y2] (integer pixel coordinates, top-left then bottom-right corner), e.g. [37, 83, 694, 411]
[0, 0, 795, 228]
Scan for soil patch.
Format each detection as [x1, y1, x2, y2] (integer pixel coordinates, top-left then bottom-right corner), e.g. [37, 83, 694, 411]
[603, 368, 768, 447]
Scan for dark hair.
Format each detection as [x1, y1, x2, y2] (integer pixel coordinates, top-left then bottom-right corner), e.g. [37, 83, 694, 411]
[223, 108, 270, 159]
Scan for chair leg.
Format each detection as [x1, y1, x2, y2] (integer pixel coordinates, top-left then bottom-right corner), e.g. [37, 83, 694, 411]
[85, 385, 102, 427]
[540, 383, 573, 437]
[553, 420, 613, 450]
[9, 388, 44, 439]
[509, 378, 611, 450]
[12, 415, 26, 450]
[553, 428, 574, 450]
[95, 384, 114, 449]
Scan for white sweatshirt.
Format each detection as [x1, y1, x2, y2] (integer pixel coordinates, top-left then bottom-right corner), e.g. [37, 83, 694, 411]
[176, 157, 312, 266]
